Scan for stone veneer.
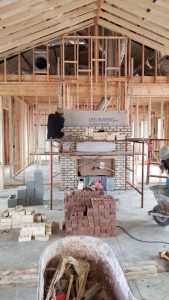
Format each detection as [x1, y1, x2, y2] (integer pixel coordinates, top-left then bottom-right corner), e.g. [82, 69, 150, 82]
[60, 126, 131, 190]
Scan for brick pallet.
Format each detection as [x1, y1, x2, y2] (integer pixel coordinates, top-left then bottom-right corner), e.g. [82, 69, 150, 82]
[64, 190, 117, 237]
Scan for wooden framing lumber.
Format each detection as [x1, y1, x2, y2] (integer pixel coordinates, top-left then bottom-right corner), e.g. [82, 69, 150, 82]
[0, 96, 4, 189]
[98, 19, 169, 55]
[105, 0, 169, 31]
[100, 2, 169, 46]
[100, 2, 169, 40]
[0, 20, 94, 60]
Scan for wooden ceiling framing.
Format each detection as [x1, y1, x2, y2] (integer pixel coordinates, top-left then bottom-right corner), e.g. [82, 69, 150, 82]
[98, 0, 169, 54]
[0, 0, 169, 60]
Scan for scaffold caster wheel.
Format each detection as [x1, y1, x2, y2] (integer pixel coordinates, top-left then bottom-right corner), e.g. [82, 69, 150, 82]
[152, 205, 169, 226]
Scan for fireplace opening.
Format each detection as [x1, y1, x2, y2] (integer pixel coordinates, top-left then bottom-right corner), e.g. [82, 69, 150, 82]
[78, 159, 115, 191]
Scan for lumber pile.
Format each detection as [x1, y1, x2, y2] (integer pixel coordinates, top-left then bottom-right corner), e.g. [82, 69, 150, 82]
[64, 190, 117, 237]
[0, 268, 38, 285]
[1, 259, 168, 286]
[122, 260, 158, 280]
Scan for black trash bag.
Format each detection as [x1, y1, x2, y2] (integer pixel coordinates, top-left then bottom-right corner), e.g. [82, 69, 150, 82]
[47, 112, 64, 139]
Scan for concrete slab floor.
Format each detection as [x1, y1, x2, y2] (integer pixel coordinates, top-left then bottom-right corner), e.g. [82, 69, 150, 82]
[0, 186, 169, 300]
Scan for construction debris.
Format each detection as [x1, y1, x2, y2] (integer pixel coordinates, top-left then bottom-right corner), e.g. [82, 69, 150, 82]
[159, 250, 169, 261]
[45, 256, 110, 300]
[123, 261, 158, 280]
[0, 268, 38, 285]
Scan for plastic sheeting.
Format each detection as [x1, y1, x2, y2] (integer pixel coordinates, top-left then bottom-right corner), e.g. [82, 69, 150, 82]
[76, 142, 116, 153]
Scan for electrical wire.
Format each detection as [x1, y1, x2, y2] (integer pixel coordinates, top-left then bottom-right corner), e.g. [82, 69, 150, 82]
[117, 225, 169, 245]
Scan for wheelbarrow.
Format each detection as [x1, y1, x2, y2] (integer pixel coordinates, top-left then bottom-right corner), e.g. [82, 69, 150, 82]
[37, 236, 136, 300]
[149, 185, 169, 226]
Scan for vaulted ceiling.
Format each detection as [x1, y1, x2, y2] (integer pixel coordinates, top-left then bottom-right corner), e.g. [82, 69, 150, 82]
[0, 0, 169, 60]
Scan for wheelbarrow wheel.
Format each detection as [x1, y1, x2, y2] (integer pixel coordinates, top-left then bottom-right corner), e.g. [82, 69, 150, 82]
[152, 205, 169, 226]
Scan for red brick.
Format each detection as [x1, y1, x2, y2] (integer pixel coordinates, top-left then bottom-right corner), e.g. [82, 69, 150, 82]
[88, 222, 95, 228]
[78, 228, 84, 234]
[82, 227, 90, 234]
[99, 233, 108, 237]
[104, 204, 110, 211]
[83, 220, 89, 226]
[66, 227, 73, 233]
[88, 216, 94, 222]
[78, 212, 84, 217]
[89, 228, 94, 235]
[72, 230, 78, 235]
[70, 216, 76, 221]
[65, 220, 71, 227]
[94, 226, 101, 234]
[94, 233, 100, 237]
[99, 205, 105, 211]
[92, 205, 99, 213]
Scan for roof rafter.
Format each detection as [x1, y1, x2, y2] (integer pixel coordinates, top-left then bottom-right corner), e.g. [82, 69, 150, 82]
[0, 0, 95, 37]
[105, 0, 169, 30]
[101, 2, 169, 40]
[0, 0, 169, 59]
[98, 18, 169, 55]
[0, 3, 97, 45]
[0, 20, 94, 60]
[100, 9, 169, 47]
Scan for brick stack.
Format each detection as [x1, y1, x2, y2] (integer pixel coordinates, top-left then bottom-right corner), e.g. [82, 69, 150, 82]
[64, 190, 117, 237]
[0, 206, 55, 242]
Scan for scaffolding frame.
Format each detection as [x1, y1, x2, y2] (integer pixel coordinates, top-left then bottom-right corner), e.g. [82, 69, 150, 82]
[146, 138, 169, 185]
[125, 138, 145, 208]
[49, 139, 61, 210]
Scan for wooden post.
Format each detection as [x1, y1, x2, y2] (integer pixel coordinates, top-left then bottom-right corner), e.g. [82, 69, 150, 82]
[94, 24, 99, 83]
[0, 96, 4, 189]
[104, 38, 107, 102]
[50, 139, 53, 210]
[124, 38, 127, 77]
[154, 50, 157, 83]
[128, 38, 131, 76]
[148, 96, 152, 137]
[57, 57, 60, 76]
[35, 96, 38, 152]
[32, 48, 35, 80]
[76, 38, 79, 109]
[90, 38, 93, 109]
[136, 97, 139, 137]
[9, 97, 14, 177]
[18, 53, 21, 82]
[62, 38, 65, 78]
[47, 44, 49, 82]
[130, 57, 134, 77]
[48, 96, 51, 114]
[141, 45, 144, 83]
[161, 100, 164, 138]
[4, 59, 7, 82]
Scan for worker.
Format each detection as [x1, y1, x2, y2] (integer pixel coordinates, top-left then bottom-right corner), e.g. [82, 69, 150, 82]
[159, 146, 169, 186]
[47, 107, 64, 139]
